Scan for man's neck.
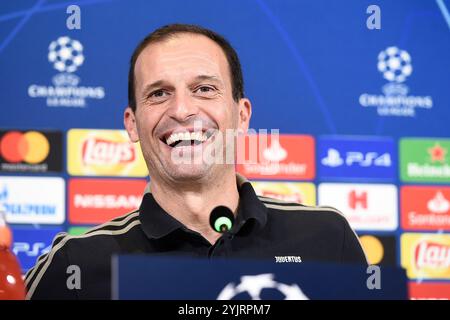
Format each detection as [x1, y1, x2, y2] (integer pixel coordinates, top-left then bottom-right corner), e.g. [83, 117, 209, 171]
[149, 171, 240, 245]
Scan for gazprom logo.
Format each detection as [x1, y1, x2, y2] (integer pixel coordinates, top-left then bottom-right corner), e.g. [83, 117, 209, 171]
[1, 184, 57, 216]
[0, 177, 65, 224]
[0, 185, 8, 201]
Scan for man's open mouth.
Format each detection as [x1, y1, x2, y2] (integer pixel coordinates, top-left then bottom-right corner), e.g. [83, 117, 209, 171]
[161, 130, 215, 148]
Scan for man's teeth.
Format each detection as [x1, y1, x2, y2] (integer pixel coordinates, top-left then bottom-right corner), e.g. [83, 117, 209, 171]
[165, 131, 209, 147]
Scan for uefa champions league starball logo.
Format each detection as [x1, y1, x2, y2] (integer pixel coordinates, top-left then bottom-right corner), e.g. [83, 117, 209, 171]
[377, 46, 412, 83]
[217, 273, 309, 300]
[48, 36, 84, 73]
[27, 35, 104, 107]
[359, 45, 432, 117]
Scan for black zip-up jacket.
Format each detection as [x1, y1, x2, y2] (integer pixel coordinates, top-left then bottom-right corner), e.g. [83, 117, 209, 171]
[25, 174, 367, 299]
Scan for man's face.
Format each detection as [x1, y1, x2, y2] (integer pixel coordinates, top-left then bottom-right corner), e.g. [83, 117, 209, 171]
[125, 33, 251, 185]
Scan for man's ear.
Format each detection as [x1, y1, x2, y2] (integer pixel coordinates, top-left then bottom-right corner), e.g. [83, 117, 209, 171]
[124, 106, 139, 143]
[237, 98, 252, 133]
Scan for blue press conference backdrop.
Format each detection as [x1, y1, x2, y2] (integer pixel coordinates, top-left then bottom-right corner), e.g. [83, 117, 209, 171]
[1, 0, 449, 135]
[1, 0, 450, 299]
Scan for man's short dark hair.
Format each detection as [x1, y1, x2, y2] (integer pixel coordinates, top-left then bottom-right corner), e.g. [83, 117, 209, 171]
[128, 23, 244, 112]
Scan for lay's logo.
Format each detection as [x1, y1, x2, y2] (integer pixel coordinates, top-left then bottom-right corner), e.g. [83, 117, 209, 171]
[82, 138, 136, 165]
[68, 129, 148, 177]
[401, 233, 450, 280]
[414, 241, 450, 270]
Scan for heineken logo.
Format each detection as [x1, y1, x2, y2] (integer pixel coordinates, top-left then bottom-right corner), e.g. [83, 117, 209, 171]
[401, 139, 450, 183]
[428, 143, 447, 163]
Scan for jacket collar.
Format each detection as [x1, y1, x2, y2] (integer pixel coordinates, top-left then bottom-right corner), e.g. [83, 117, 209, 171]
[139, 173, 267, 240]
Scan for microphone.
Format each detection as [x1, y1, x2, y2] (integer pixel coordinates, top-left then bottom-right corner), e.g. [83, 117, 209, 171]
[209, 206, 235, 233]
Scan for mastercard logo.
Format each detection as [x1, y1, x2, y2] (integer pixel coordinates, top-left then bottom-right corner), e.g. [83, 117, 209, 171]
[0, 131, 50, 164]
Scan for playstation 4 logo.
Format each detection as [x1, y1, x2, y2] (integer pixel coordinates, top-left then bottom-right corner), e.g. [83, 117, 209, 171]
[321, 149, 343, 167]
[318, 137, 396, 180]
[321, 148, 391, 168]
[11, 228, 63, 272]
[13, 242, 51, 257]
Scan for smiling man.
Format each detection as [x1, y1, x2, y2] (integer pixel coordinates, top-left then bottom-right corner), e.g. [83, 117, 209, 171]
[123, 26, 251, 244]
[25, 24, 367, 300]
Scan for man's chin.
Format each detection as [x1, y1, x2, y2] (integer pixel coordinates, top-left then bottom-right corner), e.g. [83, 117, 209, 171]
[164, 164, 213, 182]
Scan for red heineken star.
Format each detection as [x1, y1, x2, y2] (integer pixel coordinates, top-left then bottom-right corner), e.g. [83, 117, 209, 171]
[428, 143, 447, 163]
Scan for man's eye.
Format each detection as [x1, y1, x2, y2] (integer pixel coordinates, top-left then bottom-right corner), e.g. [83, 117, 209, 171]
[150, 90, 168, 98]
[198, 86, 212, 92]
[194, 86, 216, 96]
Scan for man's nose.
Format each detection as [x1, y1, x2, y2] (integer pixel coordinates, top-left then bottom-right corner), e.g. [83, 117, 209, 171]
[166, 91, 199, 122]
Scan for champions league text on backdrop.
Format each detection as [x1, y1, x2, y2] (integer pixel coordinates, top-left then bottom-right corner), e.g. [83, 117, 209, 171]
[1, 0, 450, 306]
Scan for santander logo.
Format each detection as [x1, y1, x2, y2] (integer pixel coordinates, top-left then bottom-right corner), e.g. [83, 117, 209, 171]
[427, 192, 450, 214]
[414, 241, 450, 270]
[263, 140, 287, 162]
[82, 138, 135, 165]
